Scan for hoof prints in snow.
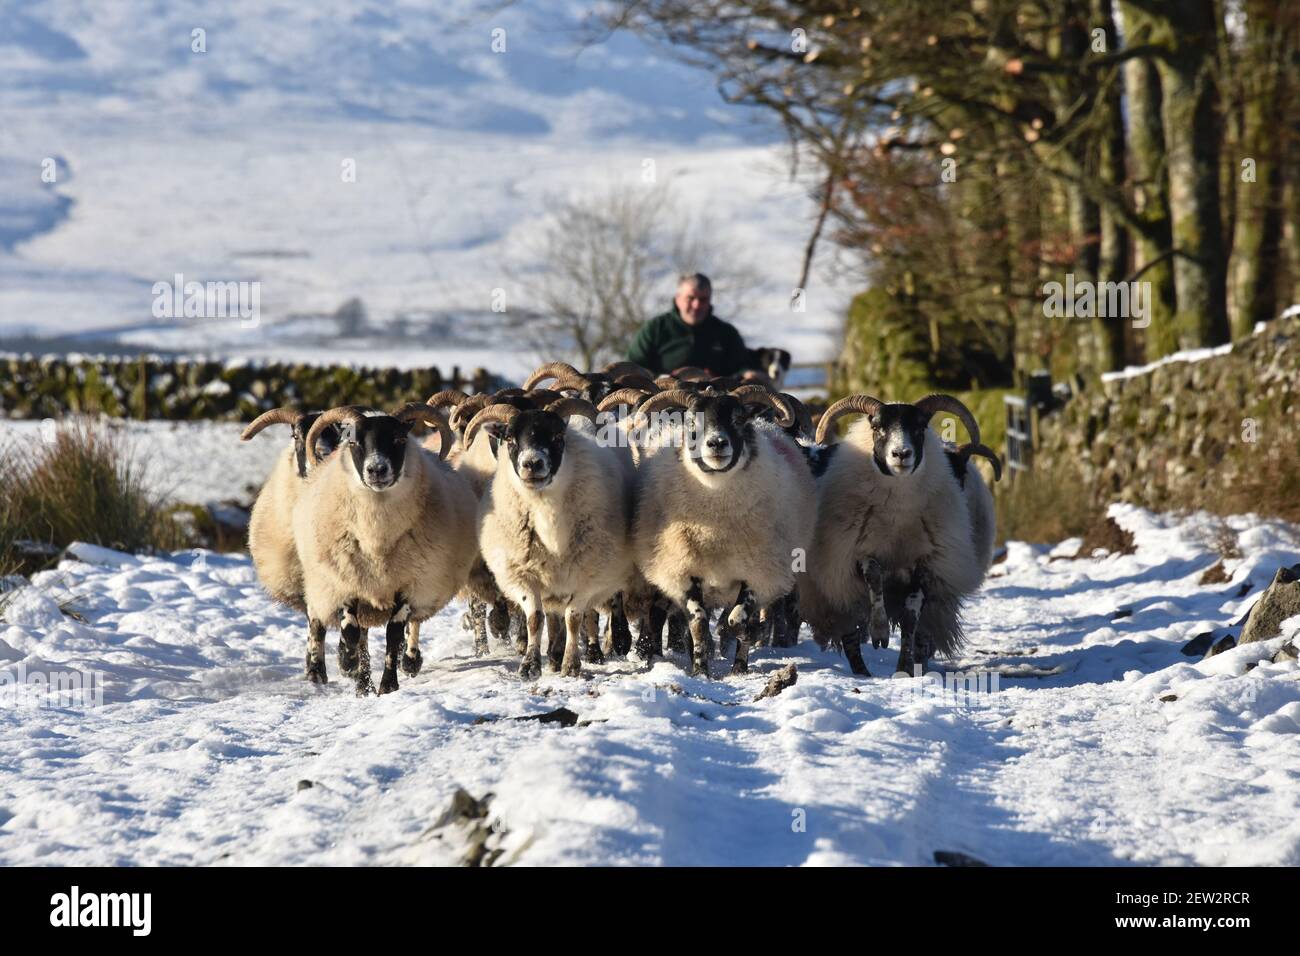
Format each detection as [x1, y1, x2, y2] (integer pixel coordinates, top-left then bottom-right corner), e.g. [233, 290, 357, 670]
[0, 504, 1299, 865]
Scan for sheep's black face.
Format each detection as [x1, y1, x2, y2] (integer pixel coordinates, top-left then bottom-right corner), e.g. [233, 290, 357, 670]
[498, 410, 566, 491]
[869, 404, 929, 477]
[294, 412, 340, 478]
[343, 416, 412, 492]
[683, 395, 754, 475]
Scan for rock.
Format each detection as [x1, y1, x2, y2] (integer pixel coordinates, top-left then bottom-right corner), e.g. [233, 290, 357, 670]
[1111, 607, 1133, 620]
[1272, 639, 1298, 664]
[754, 663, 798, 701]
[297, 779, 313, 791]
[1207, 634, 1237, 657]
[515, 706, 579, 728]
[1181, 632, 1215, 656]
[1160, 694, 1178, 702]
[1239, 564, 1300, 645]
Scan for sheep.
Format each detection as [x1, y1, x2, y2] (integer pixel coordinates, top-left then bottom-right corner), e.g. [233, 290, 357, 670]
[240, 407, 340, 616]
[751, 347, 792, 389]
[465, 396, 634, 679]
[799, 393, 999, 677]
[630, 385, 816, 677]
[293, 403, 478, 695]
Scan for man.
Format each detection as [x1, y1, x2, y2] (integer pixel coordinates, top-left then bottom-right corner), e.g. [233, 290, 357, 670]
[627, 273, 756, 377]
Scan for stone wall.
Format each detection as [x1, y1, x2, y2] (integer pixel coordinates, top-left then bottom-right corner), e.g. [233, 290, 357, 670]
[0, 354, 510, 421]
[1034, 314, 1299, 510]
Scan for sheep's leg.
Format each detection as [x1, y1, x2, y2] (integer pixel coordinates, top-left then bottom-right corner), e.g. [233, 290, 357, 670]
[488, 597, 512, 647]
[717, 601, 737, 659]
[728, 583, 758, 675]
[609, 592, 633, 655]
[519, 593, 543, 680]
[685, 578, 712, 679]
[561, 607, 584, 678]
[337, 613, 359, 677]
[895, 569, 929, 676]
[546, 612, 565, 672]
[341, 601, 373, 696]
[635, 605, 661, 663]
[510, 604, 528, 656]
[462, 599, 489, 657]
[584, 609, 605, 665]
[401, 619, 423, 677]
[858, 558, 890, 649]
[665, 605, 687, 653]
[379, 595, 411, 695]
[783, 592, 803, 647]
[305, 618, 328, 684]
[842, 626, 871, 677]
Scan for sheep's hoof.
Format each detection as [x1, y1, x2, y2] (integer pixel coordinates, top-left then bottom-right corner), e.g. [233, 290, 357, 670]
[690, 659, 712, 680]
[338, 643, 359, 678]
[378, 671, 400, 695]
[845, 644, 872, 677]
[514, 637, 529, 656]
[304, 654, 328, 684]
[519, 651, 542, 680]
[473, 637, 489, 658]
[401, 649, 423, 677]
[354, 677, 376, 697]
[547, 649, 564, 672]
[560, 654, 582, 678]
[730, 659, 748, 676]
[635, 636, 659, 663]
[869, 613, 890, 649]
[585, 643, 605, 665]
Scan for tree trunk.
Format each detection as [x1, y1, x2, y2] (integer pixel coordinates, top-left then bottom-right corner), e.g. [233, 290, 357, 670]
[1150, 0, 1230, 348]
[1229, 0, 1292, 337]
[1092, 0, 1130, 372]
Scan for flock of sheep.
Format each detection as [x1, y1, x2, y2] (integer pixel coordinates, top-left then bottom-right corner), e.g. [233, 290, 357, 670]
[241, 360, 1002, 695]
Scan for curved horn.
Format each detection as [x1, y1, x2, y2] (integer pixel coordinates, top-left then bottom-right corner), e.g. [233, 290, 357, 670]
[241, 407, 302, 441]
[306, 405, 372, 465]
[958, 442, 1003, 481]
[611, 372, 659, 392]
[914, 393, 981, 446]
[448, 394, 489, 434]
[602, 361, 654, 380]
[523, 388, 565, 406]
[424, 389, 468, 411]
[671, 366, 710, 381]
[392, 402, 455, 461]
[780, 393, 814, 439]
[597, 387, 653, 413]
[545, 397, 599, 425]
[815, 394, 884, 445]
[635, 388, 698, 426]
[463, 402, 522, 448]
[730, 385, 794, 427]
[523, 361, 587, 391]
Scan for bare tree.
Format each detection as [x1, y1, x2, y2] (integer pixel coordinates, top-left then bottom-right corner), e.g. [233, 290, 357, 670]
[510, 183, 759, 370]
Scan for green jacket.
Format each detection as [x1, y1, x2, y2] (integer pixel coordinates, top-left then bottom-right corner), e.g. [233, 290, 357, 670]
[627, 305, 754, 376]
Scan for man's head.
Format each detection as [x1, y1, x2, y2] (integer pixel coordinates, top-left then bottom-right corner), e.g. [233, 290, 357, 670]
[674, 273, 712, 326]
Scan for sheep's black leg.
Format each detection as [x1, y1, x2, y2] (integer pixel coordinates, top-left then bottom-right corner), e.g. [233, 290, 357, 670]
[401, 619, 423, 677]
[763, 602, 784, 648]
[561, 608, 584, 678]
[378, 594, 410, 695]
[685, 578, 712, 679]
[858, 558, 890, 649]
[546, 612, 565, 672]
[341, 601, 373, 696]
[895, 567, 929, 675]
[510, 605, 528, 656]
[519, 594, 543, 680]
[783, 591, 803, 646]
[305, 618, 328, 684]
[842, 626, 871, 676]
[716, 601, 737, 659]
[462, 599, 489, 657]
[488, 598, 512, 647]
[610, 592, 633, 656]
[634, 607, 659, 663]
[584, 609, 605, 665]
[728, 583, 758, 675]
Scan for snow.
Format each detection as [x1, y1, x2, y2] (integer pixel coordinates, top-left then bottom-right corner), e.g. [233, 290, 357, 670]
[1, 503, 1297, 866]
[0, 1, 851, 377]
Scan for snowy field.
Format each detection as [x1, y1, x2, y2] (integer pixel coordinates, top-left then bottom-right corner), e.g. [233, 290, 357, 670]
[0, 0, 850, 379]
[1, 504, 1297, 866]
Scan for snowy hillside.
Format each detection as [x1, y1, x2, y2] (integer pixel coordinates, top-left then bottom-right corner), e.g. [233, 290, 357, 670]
[2, 504, 1297, 866]
[0, 1, 848, 379]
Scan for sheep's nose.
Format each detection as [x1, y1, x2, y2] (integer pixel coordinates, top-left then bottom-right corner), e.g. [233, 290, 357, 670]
[520, 456, 545, 475]
[706, 434, 729, 451]
[365, 460, 392, 479]
[891, 447, 913, 462]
